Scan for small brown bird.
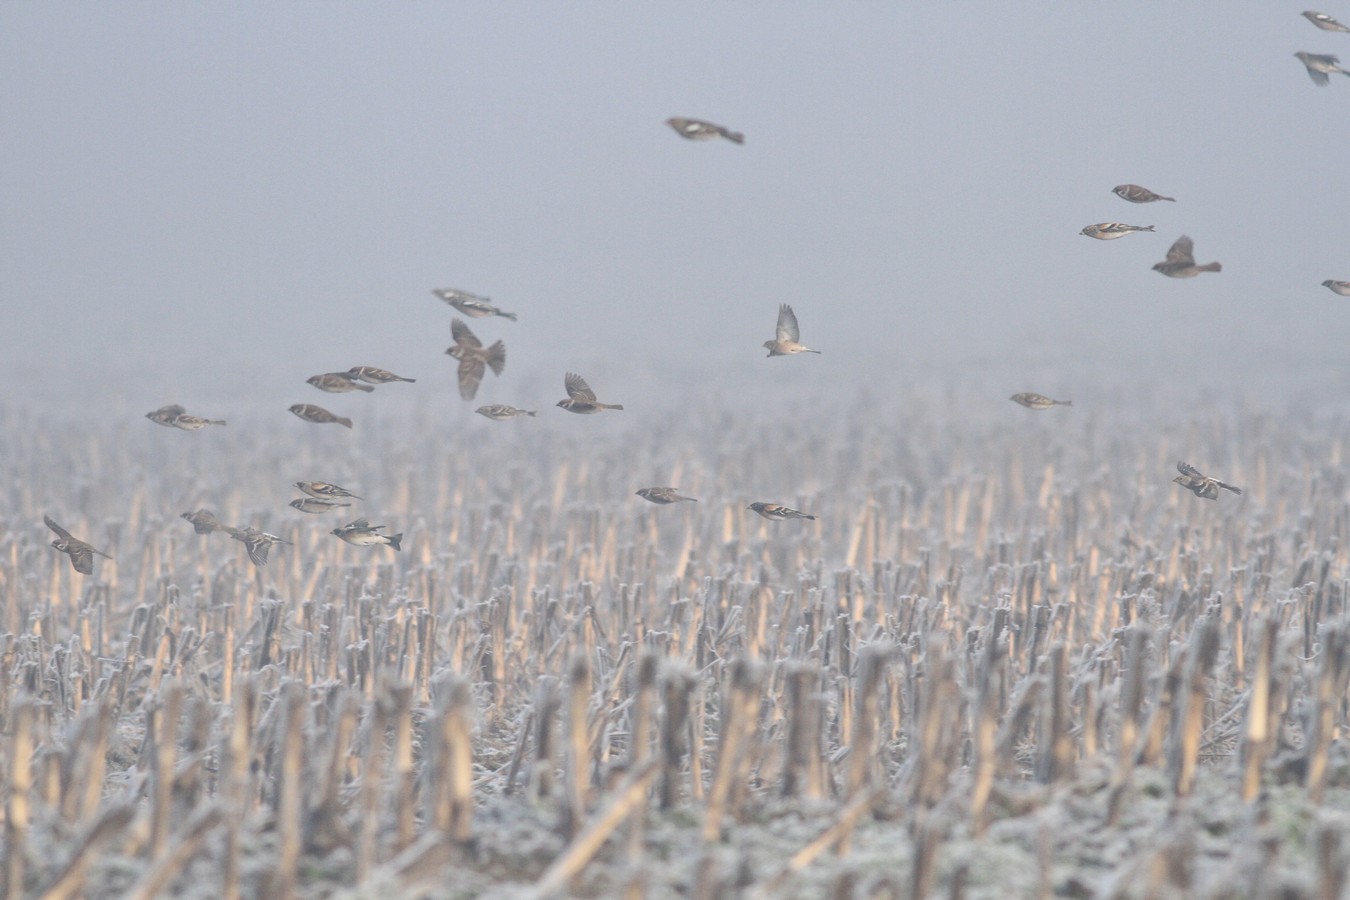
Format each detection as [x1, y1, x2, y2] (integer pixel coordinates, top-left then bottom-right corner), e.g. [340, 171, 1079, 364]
[1322, 280, 1350, 295]
[295, 481, 361, 500]
[290, 404, 353, 428]
[290, 497, 351, 514]
[476, 404, 537, 420]
[446, 319, 506, 401]
[1173, 461, 1243, 500]
[747, 502, 816, 521]
[556, 372, 624, 414]
[331, 518, 402, 551]
[1304, 11, 1350, 31]
[665, 117, 745, 144]
[44, 515, 112, 575]
[170, 414, 226, 430]
[1081, 223, 1155, 240]
[228, 526, 293, 568]
[1010, 393, 1072, 409]
[636, 487, 698, 504]
[764, 304, 820, 357]
[1295, 51, 1350, 84]
[308, 373, 374, 393]
[1152, 235, 1221, 278]
[146, 404, 187, 427]
[1112, 184, 1175, 203]
[432, 289, 518, 321]
[346, 366, 416, 384]
[180, 509, 224, 535]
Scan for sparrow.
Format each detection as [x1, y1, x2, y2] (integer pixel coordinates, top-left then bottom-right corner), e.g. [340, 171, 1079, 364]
[170, 414, 226, 430]
[346, 366, 416, 384]
[146, 404, 187, 427]
[228, 526, 293, 568]
[295, 481, 362, 500]
[290, 404, 353, 428]
[445, 319, 506, 401]
[1303, 11, 1350, 32]
[1080, 223, 1155, 240]
[308, 373, 374, 393]
[180, 509, 224, 535]
[636, 487, 698, 504]
[1295, 51, 1350, 85]
[1010, 393, 1072, 409]
[476, 404, 537, 420]
[763, 304, 821, 357]
[1322, 280, 1350, 295]
[556, 372, 624, 414]
[432, 289, 518, 321]
[290, 497, 352, 514]
[44, 515, 112, 575]
[1173, 461, 1242, 501]
[747, 502, 816, 521]
[1152, 235, 1221, 278]
[331, 518, 403, 551]
[665, 117, 745, 144]
[1112, 184, 1175, 204]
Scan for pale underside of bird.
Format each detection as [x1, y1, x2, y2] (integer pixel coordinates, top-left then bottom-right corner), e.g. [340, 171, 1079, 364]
[446, 319, 506, 401]
[764, 304, 820, 357]
[1112, 184, 1175, 203]
[665, 116, 745, 144]
[1152, 235, 1221, 277]
[295, 481, 362, 500]
[146, 404, 224, 429]
[1304, 10, 1350, 31]
[290, 497, 352, 514]
[1010, 393, 1072, 409]
[1322, 280, 1350, 295]
[44, 515, 112, 575]
[1080, 223, 1155, 240]
[432, 288, 518, 321]
[308, 372, 374, 393]
[171, 414, 227, 430]
[346, 366, 415, 384]
[476, 404, 537, 420]
[1295, 51, 1350, 85]
[1173, 461, 1243, 500]
[331, 518, 403, 551]
[290, 404, 353, 428]
[747, 502, 816, 521]
[228, 526, 293, 568]
[557, 372, 624, 413]
[636, 487, 698, 504]
[180, 509, 223, 535]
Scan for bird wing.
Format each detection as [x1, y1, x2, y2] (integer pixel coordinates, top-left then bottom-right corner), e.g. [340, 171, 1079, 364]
[1165, 237, 1195, 265]
[67, 544, 95, 574]
[458, 358, 486, 400]
[776, 304, 800, 342]
[1177, 461, 1203, 478]
[451, 318, 481, 348]
[44, 515, 73, 540]
[244, 538, 271, 567]
[1307, 63, 1332, 86]
[565, 372, 597, 402]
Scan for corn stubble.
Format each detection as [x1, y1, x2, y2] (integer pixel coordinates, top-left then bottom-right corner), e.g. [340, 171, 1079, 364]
[3, 397, 1350, 897]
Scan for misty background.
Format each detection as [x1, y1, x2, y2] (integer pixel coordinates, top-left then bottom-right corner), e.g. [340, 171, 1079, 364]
[3, 3, 1349, 425]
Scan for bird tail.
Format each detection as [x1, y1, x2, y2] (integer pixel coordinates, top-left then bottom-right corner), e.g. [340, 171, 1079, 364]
[387, 533, 403, 552]
[486, 341, 506, 375]
[1142, 226, 1156, 232]
[403, 377, 417, 383]
[804, 514, 817, 520]
[526, 410, 537, 417]
[1160, 196, 1176, 202]
[724, 130, 745, 144]
[498, 311, 519, 321]
[337, 416, 353, 429]
[208, 419, 227, 426]
[1200, 263, 1222, 273]
[1220, 483, 1243, 495]
[602, 403, 624, 410]
[1056, 400, 1073, 406]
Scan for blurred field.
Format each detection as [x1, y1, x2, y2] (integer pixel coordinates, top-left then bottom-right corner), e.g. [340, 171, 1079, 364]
[2, 383, 1350, 899]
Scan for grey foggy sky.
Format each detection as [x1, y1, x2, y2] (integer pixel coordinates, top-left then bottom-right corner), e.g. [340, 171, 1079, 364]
[4, 3, 1349, 418]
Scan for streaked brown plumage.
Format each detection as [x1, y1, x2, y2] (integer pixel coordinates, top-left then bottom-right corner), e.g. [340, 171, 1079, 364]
[346, 366, 416, 384]
[636, 487, 698, 504]
[1152, 235, 1221, 278]
[227, 526, 293, 568]
[432, 288, 518, 321]
[476, 404, 536, 420]
[747, 502, 816, 521]
[1112, 184, 1175, 203]
[1080, 223, 1154, 240]
[44, 515, 112, 575]
[290, 404, 353, 428]
[180, 509, 224, 535]
[1173, 461, 1243, 500]
[1010, 393, 1071, 409]
[308, 372, 374, 393]
[146, 404, 187, 427]
[295, 481, 361, 500]
[445, 319, 506, 401]
[170, 414, 226, 430]
[290, 497, 352, 514]
[556, 372, 623, 414]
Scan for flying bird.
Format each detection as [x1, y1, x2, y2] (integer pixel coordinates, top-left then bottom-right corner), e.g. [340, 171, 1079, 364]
[228, 526, 293, 568]
[747, 502, 816, 521]
[170, 414, 226, 430]
[665, 116, 745, 144]
[446, 319, 506, 401]
[331, 518, 403, 551]
[1112, 184, 1175, 203]
[290, 404, 353, 428]
[432, 289, 518, 321]
[295, 481, 362, 500]
[556, 372, 624, 414]
[145, 404, 187, 427]
[636, 487, 698, 505]
[764, 304, 821, 357]
[1081, 223, 1155, 240]
[346, 366, 415, 384]
[44, 515, 112, 575]
[1323, 280, 1350, 295]
[476, 404, 537, 420]
[180, 509, 224, 535]
[308, 373, 374, 393]
[1303, 11, 1350, 32]
[1152, 235, 1221, 278]
[289, 498, 352, 514]
[1295, 51, 1350, 85]
[1173, 461, 1243, 501]
[1010, 393, 1072, 409]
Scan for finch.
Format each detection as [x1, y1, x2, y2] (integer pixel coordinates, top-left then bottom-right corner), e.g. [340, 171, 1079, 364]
[556, 372, 624, 414]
